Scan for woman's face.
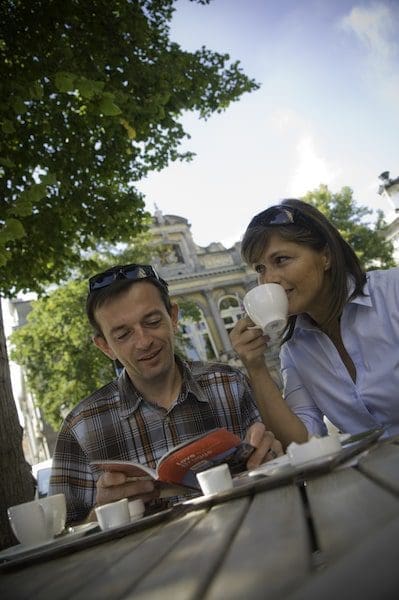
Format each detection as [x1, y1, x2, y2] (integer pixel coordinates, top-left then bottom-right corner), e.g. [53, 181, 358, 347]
[252, 231, 331, 322]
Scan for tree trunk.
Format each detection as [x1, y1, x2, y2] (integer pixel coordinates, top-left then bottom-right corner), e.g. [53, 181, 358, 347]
[0, 301, 35, 550]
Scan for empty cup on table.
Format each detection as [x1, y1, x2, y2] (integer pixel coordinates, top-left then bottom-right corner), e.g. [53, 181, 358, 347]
[196, 464, 233, 496]
[8, 499, 55, 546]
[95, 498, 130, 531]
[128, 499, 145, 522]
[243, 283, 288, 339]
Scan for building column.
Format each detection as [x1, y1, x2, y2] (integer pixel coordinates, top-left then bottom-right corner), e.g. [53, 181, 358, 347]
[204, 289, 233, 355]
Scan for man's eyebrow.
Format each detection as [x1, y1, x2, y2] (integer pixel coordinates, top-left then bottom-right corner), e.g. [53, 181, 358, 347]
[109, 310, 163, 335]
[142, 309, 163, 320]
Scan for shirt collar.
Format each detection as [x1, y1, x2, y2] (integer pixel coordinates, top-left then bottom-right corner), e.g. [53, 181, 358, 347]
[117, 370, 141, 418]
[177, 357, 211, 404]
[116, 355, 209, 418]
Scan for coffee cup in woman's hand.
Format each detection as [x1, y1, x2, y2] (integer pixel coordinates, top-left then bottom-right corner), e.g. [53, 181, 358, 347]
[243, 284, 288, 339]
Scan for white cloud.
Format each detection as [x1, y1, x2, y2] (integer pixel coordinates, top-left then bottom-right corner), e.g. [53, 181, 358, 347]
[341, 3, 395, 60]
[288, 136, 339, 197]
[340, 3, 399, 104]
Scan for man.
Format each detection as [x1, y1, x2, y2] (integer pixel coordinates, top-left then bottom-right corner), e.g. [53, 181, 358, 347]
[49, 263, 282, 524]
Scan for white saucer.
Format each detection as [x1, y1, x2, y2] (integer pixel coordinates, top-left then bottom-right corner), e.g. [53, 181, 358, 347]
[0, 522, 99, 560]
[248, 454, 291, 477]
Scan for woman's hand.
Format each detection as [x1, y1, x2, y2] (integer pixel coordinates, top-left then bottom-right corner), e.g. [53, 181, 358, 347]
[230, 316, 270, 371]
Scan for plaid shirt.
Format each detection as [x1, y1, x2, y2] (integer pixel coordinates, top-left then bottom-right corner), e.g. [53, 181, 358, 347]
[49, 358, 261, 524]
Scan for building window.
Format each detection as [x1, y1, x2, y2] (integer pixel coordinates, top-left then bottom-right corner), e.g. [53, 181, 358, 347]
[179, 307, 218, 361]
[219, 295, 242, 333]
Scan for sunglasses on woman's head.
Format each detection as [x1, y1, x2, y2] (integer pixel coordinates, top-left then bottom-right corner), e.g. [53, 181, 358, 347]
[247, 205, 304, 229]
[88, 264, 167, 292]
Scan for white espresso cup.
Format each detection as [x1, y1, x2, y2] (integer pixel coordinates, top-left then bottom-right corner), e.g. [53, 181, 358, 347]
[196, 464, 233, 496]
[95, 498, 130, 530]
[8, 493, 66, 546]
[8, 500, 51, 546]
[243, 283, 288, 338]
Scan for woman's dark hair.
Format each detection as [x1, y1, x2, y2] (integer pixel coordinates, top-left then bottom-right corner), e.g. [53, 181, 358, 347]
[86, 277, 172, 337]
[241, 198, 366, 339]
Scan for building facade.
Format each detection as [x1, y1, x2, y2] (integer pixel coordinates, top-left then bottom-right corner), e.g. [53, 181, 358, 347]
[150, 209, 255, 362]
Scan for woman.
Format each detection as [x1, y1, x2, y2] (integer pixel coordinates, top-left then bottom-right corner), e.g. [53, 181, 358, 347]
[230, 199, 399, 447]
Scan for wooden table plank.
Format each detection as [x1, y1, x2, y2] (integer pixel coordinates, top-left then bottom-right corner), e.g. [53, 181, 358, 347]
[67, 509, 207, 600]
[305, 467, 399, 563]
[357, 443, 399, 495]
[204, 484, 311, 600]
[0, 504, 178, 572]
[0, 523, 164, 600]
[0, 510, 205, 600]
[127, 497, 250, 600]
[285, 515, 399, 600]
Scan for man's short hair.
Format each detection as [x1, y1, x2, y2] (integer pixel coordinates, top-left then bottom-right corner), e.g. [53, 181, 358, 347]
[86, 264, 171, 336]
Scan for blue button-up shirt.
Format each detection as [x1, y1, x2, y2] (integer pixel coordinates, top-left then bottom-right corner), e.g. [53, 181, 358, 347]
[280, 268, 399, 438]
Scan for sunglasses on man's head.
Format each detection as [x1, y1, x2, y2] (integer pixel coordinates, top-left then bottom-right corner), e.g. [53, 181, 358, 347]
[88, 264, 166, 292]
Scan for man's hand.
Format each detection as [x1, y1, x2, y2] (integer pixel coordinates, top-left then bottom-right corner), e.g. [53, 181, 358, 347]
[95, 471, 158, 507]
[244, 422, 283, 470]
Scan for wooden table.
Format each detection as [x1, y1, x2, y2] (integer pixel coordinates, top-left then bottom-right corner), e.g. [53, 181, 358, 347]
[1, 433, 399, 599]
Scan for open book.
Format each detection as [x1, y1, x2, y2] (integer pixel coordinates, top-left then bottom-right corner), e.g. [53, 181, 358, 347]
[91, 428, 254, 494]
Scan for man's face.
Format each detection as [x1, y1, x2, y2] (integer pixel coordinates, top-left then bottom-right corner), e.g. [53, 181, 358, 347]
[93, 281, 178, 385]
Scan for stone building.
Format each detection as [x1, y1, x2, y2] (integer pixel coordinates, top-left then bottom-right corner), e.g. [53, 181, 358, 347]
[149, 208, 256, 362]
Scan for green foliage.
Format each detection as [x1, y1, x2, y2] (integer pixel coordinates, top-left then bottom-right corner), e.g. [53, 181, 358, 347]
[0, 0, 259, 296]
[302, 185, 395, 269]
[10, 280, 112, 429]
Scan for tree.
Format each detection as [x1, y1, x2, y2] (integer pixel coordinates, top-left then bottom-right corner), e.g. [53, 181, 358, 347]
[302, 185, 395, 269]
[0, 0, 258, 548]
[0, 304, 36, 548]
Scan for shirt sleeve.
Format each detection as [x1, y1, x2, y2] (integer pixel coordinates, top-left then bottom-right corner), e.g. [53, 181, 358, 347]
[281, 359, 327, 437]
[48, 419, 96, 525]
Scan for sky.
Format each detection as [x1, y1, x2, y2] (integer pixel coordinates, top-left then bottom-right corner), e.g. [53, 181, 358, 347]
[137, 0, 399, 249]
